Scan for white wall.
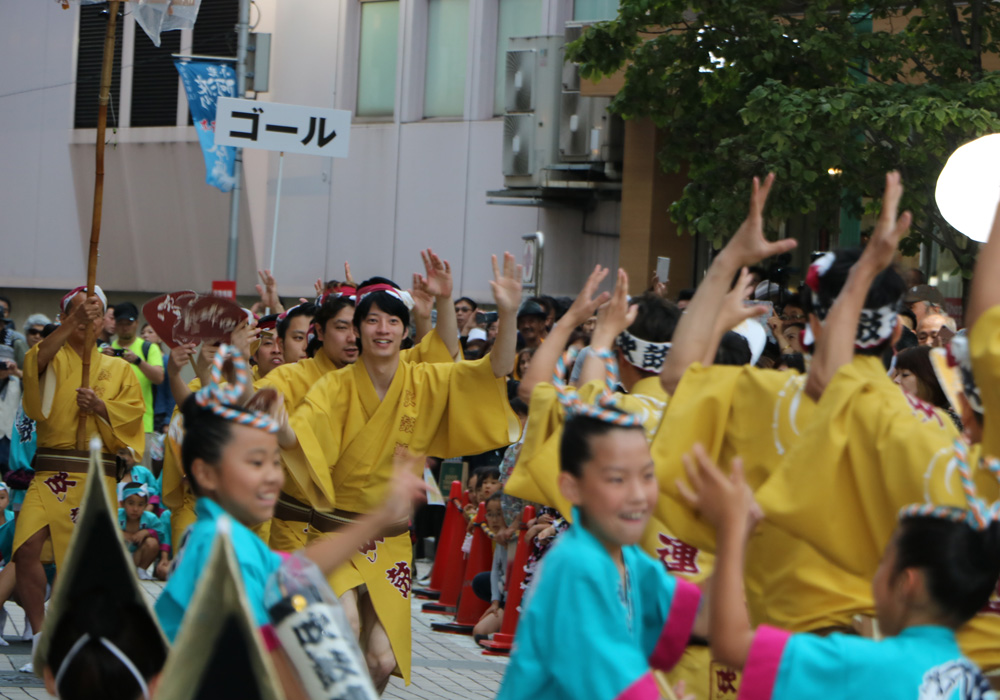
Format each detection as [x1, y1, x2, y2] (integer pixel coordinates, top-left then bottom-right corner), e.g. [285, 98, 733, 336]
[0, 0, 619, 306]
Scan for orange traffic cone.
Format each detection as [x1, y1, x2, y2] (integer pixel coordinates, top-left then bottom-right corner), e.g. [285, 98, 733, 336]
[421, 489, 471, 614]
[431, 501, 493, 634]
[414, 480, 464, 601]
[481, 505, 535, 655]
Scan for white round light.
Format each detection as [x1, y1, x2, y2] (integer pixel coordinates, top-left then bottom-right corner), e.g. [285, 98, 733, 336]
[935, 133, 1000, 243]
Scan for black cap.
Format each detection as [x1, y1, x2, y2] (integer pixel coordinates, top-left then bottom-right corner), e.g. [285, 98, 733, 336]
[113, 301, 139, 322]
[517, 300, 547, 319]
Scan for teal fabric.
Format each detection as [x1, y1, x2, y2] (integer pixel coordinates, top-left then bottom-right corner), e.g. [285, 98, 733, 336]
[155, 498, 281, 642]
[762, 626, 992, 700]
[498, 508, 685, 700]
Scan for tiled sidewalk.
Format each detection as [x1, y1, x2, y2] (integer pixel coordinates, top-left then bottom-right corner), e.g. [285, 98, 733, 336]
[0, 561, 507, 699]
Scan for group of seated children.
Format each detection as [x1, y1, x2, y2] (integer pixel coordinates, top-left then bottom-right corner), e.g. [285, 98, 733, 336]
[116, 450, 170, 580]
[455, 462, 569, 645]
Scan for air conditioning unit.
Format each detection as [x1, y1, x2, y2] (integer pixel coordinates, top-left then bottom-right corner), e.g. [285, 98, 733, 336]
[502, 36, 564, 189]
[558, 23, 624, 166]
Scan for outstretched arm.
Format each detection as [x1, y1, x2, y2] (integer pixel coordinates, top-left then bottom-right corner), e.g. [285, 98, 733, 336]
[578, 268, 635, 386]
[490, 253, 525, 379]
[677, 444, 762, 669]
[805, 172, 910, 400]
[968, 200, 1000, 330]
[660, 175, 796, 395]
[304, 455, 427, 574]
[518, 265, 611, 401]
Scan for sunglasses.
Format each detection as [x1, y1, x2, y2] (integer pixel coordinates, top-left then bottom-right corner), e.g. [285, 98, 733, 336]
[27, 328, 43, 336]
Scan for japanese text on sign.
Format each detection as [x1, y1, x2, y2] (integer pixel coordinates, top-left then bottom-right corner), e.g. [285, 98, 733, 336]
[214, 97, 352, 159]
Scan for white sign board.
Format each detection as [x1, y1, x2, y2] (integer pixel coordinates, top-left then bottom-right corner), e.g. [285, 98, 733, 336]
[214, 97, 351, 158]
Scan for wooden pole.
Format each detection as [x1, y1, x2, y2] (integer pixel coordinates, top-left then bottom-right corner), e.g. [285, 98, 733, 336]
[77, 0, 120, 450]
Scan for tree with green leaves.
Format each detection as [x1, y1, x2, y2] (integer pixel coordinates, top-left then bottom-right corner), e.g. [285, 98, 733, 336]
[569, 1, 1000, 277]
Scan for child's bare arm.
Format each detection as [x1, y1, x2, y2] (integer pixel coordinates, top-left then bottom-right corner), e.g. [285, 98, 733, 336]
[302, 454, 427, 576]
[677, 445, 762, 668]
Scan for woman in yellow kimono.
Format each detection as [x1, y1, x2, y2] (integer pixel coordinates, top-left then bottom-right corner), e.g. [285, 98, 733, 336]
[757, 188, 1000, 680]
[264, 250, 461, 552]
[15, 286, 145, 649]
[281, 253, 523, 690]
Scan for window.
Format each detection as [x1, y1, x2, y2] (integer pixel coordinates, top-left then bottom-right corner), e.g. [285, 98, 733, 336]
[573, 0, 618, 21]
[357, 1, 400, 118]
[130, 29, 181, 127]
[494, 0, 542, 116]
[74, 5, 123, 129]
[424, 0, 469, 118]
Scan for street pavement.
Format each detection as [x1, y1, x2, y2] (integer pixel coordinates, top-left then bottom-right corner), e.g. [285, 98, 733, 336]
[0, 559, 506, 699]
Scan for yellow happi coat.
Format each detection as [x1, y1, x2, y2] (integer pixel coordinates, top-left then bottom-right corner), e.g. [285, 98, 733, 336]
[17, 344, 144, 567]
[286, 353, 519, 684]
[263, 331, 455, 551]
[757, 310, 1000, 671]
[506, 375, 735, 700]
[161, 377, 202, 547]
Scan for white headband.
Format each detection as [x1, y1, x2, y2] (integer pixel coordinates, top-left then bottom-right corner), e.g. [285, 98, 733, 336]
[60, 285, 107, 314]
[615, 330, 671, 373]
[801, 303, 898, 350]
[357, 284, 415, 312]
[55, 633, 151, 700]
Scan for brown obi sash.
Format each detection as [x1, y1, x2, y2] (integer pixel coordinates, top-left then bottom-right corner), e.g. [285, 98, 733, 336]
[311, 509, 410, 539]
[272, 492, 313, 523]
[33, 448, 119, 479]
[274, 493, 409, 539]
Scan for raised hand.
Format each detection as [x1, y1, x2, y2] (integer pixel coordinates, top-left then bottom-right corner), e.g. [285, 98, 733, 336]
[717, 267, 769, 333]
[255, 269, 283, 313]
[344, 261, 356, 287]
[720, 174, 797, 270]
[416, 248, 453, 299]
[592, 268, 638, 348]
[410, 274, 435, 320]
[229, 319, 260, 361]
[380, 451, 431, 525]
[490, 252, 524, 316]
[69, 295, 103, 331]
[561, 265, 611, 328]
[677, 444, 761, 537]
[860, 171, 910, 273]
[168, 342, 197, 376]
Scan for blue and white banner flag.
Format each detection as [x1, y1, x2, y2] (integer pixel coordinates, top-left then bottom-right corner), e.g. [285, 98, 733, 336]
[175, 60, 237, 193]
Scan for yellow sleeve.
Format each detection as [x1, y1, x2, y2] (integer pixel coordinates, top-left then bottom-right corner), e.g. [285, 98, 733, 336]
[20, 344, 48, 422]
[650, 363, 803, 555]
[504, 382, 572, 515]
[401, 329, 455, 365]
[970, 304, 1000, 459]
[284, 376, 345, 511]
[757, 361, 961, 578]
[94, 361, 146, 457]
[415, 356, 520, 459]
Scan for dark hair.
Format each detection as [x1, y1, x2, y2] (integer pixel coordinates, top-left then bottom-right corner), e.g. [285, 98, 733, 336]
[628, 294, 680, 345]
[778, 353, 806, 373]
[354, 277, 410, 329]
[180, 394, 243, 495]
[715, 331, 752, 366]
[485, 491, 503, 505]
[0, 295, 10, 314]
[677, 289, 695, 303]
[508, 395, 529, 417]
[805, 249, 906, 357]
[48, 600, 166, 700]
[559, 414, 644, 477]
[276, 302, 316, 342]
[895, 346, 949, 409]
[314, 296, 356, 335]
[455, 297, 477, 310]
[899, 307, 918, 330]
[895, 517, 1000, 626]
[473, 466, 501, 484]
